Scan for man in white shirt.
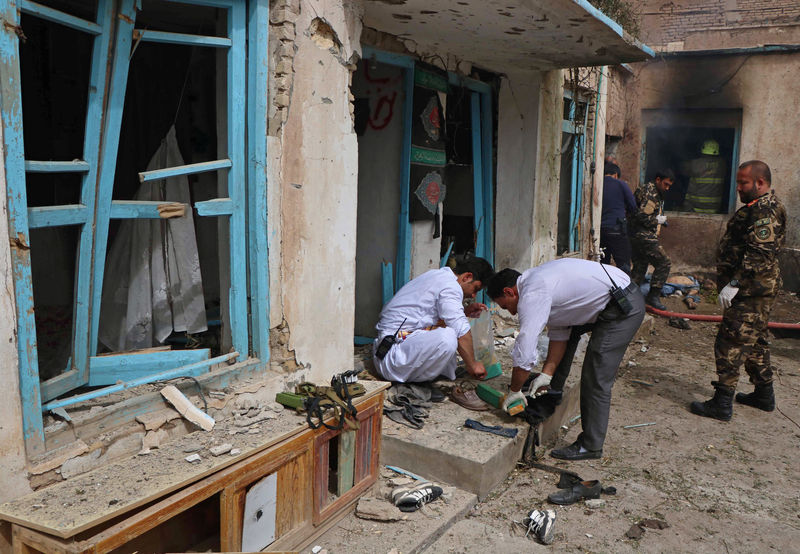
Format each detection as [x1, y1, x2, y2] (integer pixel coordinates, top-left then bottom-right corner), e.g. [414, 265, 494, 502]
[373, 256, 494, 384]
[486, 258, 645, 460]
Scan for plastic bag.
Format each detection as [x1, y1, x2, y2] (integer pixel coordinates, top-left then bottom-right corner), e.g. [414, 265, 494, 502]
[469, 310, 501, 378]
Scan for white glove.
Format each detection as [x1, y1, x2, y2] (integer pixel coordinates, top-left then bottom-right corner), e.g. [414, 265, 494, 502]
[530, 373, 553, 397]
[656, 215, 667, 225]
[718, 283, 739, 310]
[502, 390, 528, 412]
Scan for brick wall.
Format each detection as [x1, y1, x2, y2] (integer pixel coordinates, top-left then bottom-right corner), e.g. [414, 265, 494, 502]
[640, 0, 800, 47]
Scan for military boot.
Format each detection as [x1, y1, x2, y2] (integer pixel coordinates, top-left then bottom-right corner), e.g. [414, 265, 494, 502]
[735, 383, 775, 412]
[690, 388, 734, 421]
[645, 286, 667, 311]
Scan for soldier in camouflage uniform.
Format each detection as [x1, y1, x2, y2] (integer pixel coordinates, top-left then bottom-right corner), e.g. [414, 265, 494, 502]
[691, 160, 786, 421]
[629, 169, 675, 310]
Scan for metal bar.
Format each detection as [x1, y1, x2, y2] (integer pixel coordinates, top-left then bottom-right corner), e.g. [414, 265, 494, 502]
[470, 91, 485, 259]
[133, 28, 231, 48]
[109, 200, 182, 219]
[42, 352, 238, 412]
[20, 0, 103, 35]
[88, 348, 210, 386]
[1, 0, 45, 454]
[227, 2, 248, 357]
[195, 198, 234, 216]
[24, 160, 90, 173]
[28, 205, 89, 228]
[138, 158, 231, 182]
[89, 0, 137, 354]
[396, 63, 414, 290]
[246, 0, 271, 361]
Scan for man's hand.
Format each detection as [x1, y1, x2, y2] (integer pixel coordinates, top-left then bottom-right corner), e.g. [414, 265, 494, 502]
[718, 283, 739, 310]
[530, 373, 552, 397]
[467, 361, 487, 380]
[464, 302, 488, 318]
[502, 390, 527, 412]
[656, 214, 667, 225]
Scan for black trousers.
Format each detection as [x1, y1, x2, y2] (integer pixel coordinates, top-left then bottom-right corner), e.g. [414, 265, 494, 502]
[600, 227, 632, 275]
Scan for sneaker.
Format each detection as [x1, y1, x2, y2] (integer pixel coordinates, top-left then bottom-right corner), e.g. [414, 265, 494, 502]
[523, 508, 556, 544]
[391, 482, 443, 512]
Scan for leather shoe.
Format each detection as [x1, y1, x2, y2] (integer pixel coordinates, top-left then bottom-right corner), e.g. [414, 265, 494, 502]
[450, 385, 489, 411]
[547, 480, 601, 505]
[550, 441, 602, 460]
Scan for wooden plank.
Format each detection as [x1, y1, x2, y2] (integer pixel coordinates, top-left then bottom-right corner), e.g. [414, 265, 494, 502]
[195, 198, 234, 217]
[24, 160, 90, 173]
[12, 524, 74, 554]
[133, 29, 231, 48]
[137, 159, 232, 183]
[0, 0, 45, 455]
[87, 349, 210, 386]
[0, 382, 389, 540]
[20, 1, 102, 34]
[219, 487, 245, 552]
[337, 431, 356, 495]
[27, 205, 89, 229]
[245, 0, 270, 361]
[274, 446, 312, 539]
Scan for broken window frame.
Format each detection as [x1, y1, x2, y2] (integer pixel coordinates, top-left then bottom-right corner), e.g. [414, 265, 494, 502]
[0, 0, 270, 456]
[561, 89, 590, 253]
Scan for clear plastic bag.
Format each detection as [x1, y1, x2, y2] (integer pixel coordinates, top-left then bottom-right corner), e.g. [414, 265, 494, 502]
[469, 310, 501, 378]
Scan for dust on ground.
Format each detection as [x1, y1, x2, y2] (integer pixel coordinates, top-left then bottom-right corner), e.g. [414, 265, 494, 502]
[355, 289, 800, 553]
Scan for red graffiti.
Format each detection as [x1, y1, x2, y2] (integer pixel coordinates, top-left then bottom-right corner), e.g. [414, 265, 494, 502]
[368, 91, 397, 130]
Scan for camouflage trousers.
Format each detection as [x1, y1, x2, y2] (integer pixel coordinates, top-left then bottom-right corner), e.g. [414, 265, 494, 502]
[714, 295, 776, 391]
[629, 234, 671, 289]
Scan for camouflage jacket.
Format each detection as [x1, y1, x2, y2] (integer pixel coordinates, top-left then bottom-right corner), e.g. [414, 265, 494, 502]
[629, 181, 663, 237]
[717, 190, 786, 297]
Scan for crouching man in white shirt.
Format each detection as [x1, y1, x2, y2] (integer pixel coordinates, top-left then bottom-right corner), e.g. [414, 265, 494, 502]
[486, 259, 645, 461]
[373, 256, 495, 384]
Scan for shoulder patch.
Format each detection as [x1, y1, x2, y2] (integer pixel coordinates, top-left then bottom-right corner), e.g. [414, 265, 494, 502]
[755, 217, 771, 227]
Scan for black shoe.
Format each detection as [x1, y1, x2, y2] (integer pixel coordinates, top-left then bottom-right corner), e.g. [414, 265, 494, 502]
[690, 387, 733, 421]
[547, 480, 601, 505]
[428, 384, 445, 403]
[550, 441, 602, 461]
[736, 383, 775, 412]
[645, 287, 667, 311]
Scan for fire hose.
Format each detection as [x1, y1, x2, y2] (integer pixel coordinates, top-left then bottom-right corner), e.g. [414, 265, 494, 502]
[645, 305, 800, 330]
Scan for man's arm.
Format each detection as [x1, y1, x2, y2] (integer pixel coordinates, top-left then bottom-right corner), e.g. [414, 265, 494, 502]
[509, 340, 567, 392]
[457, 331, 486, 379]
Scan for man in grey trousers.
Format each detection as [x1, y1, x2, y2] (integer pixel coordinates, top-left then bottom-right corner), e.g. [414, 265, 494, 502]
[487, 259, 645, 460]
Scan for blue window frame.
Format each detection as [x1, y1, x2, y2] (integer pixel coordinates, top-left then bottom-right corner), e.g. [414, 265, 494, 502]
[0, 0, 269, 455]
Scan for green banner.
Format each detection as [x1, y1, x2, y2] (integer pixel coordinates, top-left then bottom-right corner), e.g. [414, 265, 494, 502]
[414, 68, 449, 93]
[411, 146, 446, 166]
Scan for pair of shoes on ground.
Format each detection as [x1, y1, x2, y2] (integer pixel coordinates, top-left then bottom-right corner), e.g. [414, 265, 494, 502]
[391, 481, 443, 512]
[522, 508, 556, 545]
[450, 384, 489, 411]
[550, 439, 602, 461]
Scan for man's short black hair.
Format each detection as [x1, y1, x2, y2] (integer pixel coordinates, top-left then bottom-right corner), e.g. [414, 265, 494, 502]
[739, 160, 771, 184]
[486, 268, 521, 299]
[453, 255, 494, 284]
[654, 169, 676, 181]
[604, 162, 621, 178]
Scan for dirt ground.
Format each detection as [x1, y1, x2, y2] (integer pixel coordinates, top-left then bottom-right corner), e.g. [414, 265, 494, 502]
[347, 287, 800, 553]
[462, 289, 800, 553]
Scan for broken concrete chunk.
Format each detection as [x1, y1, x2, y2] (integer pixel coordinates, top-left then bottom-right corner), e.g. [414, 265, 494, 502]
[354, 497, 403, 521]
[140, 429, 169, 454]
[161, 385, 215, 431]
[209, 443, 233, 456]
[585, 499, 606, 509]
[183, 442, 204, 453]
[625, 524, 645, 539]
[640, 518, 669, 530]
[136, 407, 181, 431]
[229, 448, 241, 456]
[185, 453, 202, 463]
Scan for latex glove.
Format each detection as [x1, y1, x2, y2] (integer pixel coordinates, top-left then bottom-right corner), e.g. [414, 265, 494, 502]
[530, 372, 552, 397]
[656, 214, 667, 225]
[502, 390, 528, 412]
[718, 283, 740, 309]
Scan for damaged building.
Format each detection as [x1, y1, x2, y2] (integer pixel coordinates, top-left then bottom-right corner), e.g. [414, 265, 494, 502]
[610, 0, 800, 288]
[0, 0, 651, 551]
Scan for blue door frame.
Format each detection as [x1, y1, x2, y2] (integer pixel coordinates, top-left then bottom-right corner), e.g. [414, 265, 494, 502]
[562, 90, 589, 252]
[0, 0, 270, 454]
[361, 47, 495, 298]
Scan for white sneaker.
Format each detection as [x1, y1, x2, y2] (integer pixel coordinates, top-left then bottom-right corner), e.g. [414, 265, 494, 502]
[523, 508, 556, 544]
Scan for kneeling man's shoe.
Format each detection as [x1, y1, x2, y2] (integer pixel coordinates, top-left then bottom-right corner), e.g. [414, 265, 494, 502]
[547, 480, 601, 505]
[550, 441, 602, 461]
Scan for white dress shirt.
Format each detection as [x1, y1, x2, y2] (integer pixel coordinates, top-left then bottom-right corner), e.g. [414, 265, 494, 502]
[376, 267, 470, 339]
[512, 258, 630, 371]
